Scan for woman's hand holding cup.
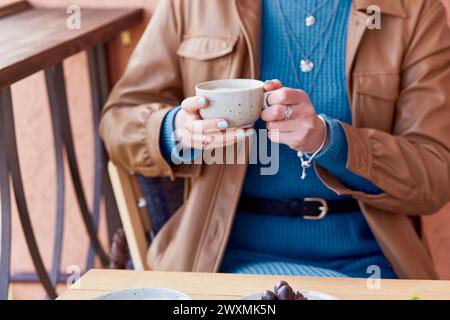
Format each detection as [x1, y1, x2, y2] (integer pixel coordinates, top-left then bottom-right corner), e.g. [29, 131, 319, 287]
[262, 86, 327, 154]
[174, 80, 283, 150]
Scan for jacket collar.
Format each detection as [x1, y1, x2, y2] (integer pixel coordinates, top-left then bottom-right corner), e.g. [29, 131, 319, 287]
[353, 0, 407, 18]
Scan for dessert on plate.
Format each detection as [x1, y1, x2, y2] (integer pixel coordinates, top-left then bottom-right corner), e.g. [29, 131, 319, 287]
[261, 281, 308, 301]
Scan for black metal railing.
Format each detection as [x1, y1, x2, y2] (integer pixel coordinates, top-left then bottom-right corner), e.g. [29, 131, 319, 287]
[0, 44, 121, 300]
[0, 3, 142, 300]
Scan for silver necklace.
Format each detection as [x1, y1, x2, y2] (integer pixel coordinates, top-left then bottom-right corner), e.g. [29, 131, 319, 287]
[276, 0, 339, 75]
[290, 0, 331, 27]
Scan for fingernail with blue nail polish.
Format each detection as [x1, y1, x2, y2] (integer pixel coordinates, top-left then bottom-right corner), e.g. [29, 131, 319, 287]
[217, 120, 228, 129]
[235, 130, 246, 138]
[198, 98, 206, 105]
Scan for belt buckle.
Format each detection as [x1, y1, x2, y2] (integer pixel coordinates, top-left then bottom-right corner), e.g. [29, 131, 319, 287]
[303, 198, 328, 220]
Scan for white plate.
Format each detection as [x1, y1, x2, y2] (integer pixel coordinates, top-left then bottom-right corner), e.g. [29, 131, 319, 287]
[241, 290, 338, 300]
[93, 288, 192, 300]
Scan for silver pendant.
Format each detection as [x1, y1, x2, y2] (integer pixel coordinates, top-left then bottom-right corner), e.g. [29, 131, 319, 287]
[297, 151, 310, 180]
[300, 59, 314, 73]
[305, 15, 316, 27]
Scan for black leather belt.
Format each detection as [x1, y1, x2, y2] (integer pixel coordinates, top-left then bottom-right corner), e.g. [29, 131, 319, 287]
[237, 197, 360, 220]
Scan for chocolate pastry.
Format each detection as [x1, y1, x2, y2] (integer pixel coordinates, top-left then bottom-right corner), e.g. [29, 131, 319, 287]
[294, 291, 308, 300]
[261, 290, 278, 300]
[274, 280, 289, 294]
[277, 285, 295, 300]
[260, 280, 309, 301]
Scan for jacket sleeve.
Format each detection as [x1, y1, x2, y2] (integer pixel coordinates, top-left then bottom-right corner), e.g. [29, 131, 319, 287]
[317, 2, 450, 216]
[315, 116, 383, 194]
[100, 0, 184, 179]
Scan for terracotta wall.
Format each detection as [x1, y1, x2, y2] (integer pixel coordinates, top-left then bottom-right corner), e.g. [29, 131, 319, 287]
[2, 0, 450, 299]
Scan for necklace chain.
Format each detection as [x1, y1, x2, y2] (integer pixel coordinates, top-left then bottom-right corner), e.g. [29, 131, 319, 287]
[292, 0, 330, 16]
[276, 0, 340, 95]
[291, 0, 331, 26]
[277, 0, 339, 62]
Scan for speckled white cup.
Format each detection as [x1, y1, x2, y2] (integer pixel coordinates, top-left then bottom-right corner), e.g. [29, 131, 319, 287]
[195, 79, 265, 128]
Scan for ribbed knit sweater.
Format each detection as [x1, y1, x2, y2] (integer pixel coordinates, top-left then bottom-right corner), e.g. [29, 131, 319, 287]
[156, 0, 397, 278]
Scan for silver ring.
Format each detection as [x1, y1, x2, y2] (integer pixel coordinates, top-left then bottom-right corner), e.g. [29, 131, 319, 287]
[263, 92, 272, 109]
[285, 106, 294, 120]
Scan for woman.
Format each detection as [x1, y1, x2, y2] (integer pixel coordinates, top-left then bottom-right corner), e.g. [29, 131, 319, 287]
[100, 0, 450, 279]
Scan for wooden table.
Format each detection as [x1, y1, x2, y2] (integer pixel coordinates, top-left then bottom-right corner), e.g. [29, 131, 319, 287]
[0, 1, 141, 87]
[58, 269, 450, 300]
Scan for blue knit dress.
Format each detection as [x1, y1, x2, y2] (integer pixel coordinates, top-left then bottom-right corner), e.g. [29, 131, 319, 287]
[157, 0, 398, 279]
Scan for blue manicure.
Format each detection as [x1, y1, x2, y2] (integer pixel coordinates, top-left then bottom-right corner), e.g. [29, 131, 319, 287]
[235, 130, 246, 138]
[198, 98, 206, 105]
[217, 121, 229, 129]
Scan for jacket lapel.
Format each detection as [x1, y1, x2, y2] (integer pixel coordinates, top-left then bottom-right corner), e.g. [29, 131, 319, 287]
[234, 0, 262, 79]
[346, 3, 370, 102]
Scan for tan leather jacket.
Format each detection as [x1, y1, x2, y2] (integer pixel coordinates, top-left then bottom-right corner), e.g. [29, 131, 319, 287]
[100, 0, 450, 279]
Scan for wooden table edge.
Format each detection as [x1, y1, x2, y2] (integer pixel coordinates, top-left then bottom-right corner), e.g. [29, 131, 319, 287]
[0, 5, 143, 88]
[56, 269, 450, 300]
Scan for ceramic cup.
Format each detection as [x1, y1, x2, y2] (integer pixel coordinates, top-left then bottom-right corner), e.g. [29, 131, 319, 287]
[195, 79, 265, 128]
